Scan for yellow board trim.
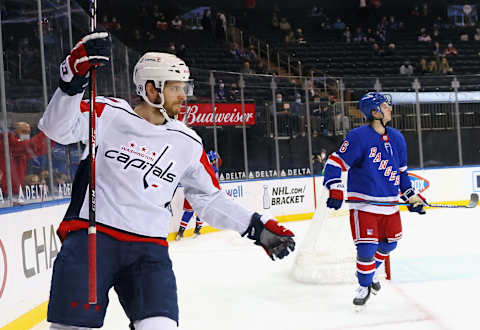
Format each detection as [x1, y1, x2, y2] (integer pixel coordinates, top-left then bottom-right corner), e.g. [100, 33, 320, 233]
[1, 301, 48, 330]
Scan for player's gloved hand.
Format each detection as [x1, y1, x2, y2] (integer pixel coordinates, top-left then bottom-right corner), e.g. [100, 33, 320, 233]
[242, 213, 295, 261]
[326, 180, 344, 210]
[59, 31, 111, 96]
[401, 188, 426, 214]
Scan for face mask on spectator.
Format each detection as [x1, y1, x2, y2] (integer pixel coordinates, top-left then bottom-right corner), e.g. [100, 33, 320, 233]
[276, 97, 282, 103]
[296, 98, 301, 103]
[219, 83, 224, 89]
[19, 134, 30, 141]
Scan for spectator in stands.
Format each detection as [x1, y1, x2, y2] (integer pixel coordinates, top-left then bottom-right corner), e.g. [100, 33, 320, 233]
[171, 16, 183, 31]
[216, 12, 227, 42]
[385, 43, 396, 56]
[229, 42, 241, 59]
[39, 169, 50, 186]
[333, 18, 346, 30]
[375, 29, 387, 43]
[176, 43, 187, 59]
[270, 93, 292, 137]
[440, 57, 453, 74]
[0, 122, 52, 196]
[101, 15, 113, 30]
[372, 43, 384, 57]
[353, 27, 365, 42]
[366, 28, 376, 43]
[428, 59, 438, 73]
[216, 81, 226, 101]
[167, 42, 176, 54]
[418, 28, 432, 42]
[388, 16, 400, 30]
[279, 17, 291, 31]
[432, 41, 442, 57]
[202, 9, 213, 33]
[110, 17, 121, 32]
[291, 93, 306, 138]
[410, 5, 420, 17]
[240, 61, 254, 74]
[343, 26, 352, 43]
[285, 30, 296, 44]
[296, 28, 306, 44]
[227, 82, 240, 101]
[474, 28, 480, 41]
[312, 151, 327, 175]
[311, 4, 321, 16]
[246, 45, 258, 63]
[460, 33, 469, 42]
[443, 43, 458, 56]
[311, 95, 333, 137]
[156, 14, 168, 32]
[432, 28, 440, 43]
[418, 57, 428, 75]
[400, 60, 414, 75]
[272, 13, 279, 28]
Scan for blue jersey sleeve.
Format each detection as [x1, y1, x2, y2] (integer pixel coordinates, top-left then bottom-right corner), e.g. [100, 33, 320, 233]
[323, 130, 363, 187]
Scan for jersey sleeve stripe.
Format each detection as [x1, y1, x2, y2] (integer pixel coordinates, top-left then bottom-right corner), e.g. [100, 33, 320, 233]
[327, 153, 349, 171]
[399, 165, 408, 172]
[80, 100, 106, 117]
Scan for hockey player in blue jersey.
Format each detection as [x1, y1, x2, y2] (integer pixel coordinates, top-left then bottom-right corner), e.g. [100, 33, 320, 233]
[176, 150, 221, 240]
[323, 92, 426, 308]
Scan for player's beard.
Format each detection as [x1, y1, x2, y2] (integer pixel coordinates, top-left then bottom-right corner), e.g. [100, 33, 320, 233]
[164, 101, 183, 118]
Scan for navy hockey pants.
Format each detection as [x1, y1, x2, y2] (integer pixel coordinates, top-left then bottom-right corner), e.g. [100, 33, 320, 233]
[47, 230, 178, 328]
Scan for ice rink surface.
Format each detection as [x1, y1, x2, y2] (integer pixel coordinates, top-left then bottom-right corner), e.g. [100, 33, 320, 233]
[36, 207, 480, 330]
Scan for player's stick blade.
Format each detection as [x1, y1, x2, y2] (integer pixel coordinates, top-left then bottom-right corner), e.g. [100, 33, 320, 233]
[468, 193, 479, 208]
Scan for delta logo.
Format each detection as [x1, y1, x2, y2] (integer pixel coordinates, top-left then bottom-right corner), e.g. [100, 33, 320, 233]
[408, 173, 430, 194]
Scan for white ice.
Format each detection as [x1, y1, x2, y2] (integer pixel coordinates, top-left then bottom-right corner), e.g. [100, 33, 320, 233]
[35, 207, 480, 330]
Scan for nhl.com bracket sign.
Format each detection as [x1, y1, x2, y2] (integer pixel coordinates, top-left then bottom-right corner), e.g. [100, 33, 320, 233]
[0, 238, 6, 299]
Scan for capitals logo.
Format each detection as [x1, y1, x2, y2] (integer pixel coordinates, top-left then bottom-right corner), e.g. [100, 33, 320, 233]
[105, 142, 176, 189]
[408, 173, 430, 194]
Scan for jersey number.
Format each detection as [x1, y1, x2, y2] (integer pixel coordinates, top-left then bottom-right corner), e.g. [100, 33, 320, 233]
[339, 141, 349, 153]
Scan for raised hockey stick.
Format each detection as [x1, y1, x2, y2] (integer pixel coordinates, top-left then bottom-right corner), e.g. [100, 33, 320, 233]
[88, 0, 98, 305]
[345, 193, 478, 209]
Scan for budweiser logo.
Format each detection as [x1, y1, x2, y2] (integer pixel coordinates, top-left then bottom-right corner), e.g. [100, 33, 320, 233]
[179, 103, 256, 126]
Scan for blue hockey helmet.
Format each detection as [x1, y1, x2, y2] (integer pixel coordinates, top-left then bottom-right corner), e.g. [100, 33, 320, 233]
[358, 92, 391, 120]
[207, 150, 219, 163]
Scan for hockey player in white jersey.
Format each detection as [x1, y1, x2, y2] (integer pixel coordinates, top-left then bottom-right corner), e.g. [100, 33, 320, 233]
[40, 32, 295, 330]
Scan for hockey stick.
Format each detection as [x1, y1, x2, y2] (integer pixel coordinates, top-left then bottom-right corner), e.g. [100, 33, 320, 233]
[345, 193, 478, 209]
[88, 0, 98, 305]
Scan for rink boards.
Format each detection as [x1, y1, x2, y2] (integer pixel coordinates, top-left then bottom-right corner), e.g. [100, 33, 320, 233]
[0, 165, 479, 329]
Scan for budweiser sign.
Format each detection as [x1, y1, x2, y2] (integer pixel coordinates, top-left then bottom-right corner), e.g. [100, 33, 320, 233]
[178, 103, 256, 126]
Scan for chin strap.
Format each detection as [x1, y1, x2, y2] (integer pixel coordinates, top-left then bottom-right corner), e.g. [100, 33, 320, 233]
[142, 92, 172, 123]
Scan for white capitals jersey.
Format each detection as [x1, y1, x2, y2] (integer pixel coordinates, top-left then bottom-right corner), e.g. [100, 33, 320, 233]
[39, 88, 254, 243]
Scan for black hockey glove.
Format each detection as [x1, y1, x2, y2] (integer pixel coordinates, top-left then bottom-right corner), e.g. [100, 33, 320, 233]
[401, 188, 426, 214]
[59, 31, 111, 95]
[242, 213, 295, 261]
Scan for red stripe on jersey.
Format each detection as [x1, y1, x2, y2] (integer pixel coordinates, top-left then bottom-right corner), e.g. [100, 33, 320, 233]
[80, 101, 107, 117]
[200, 151, 220, 189]
[57, 220, 168, 247]
[357, 261, 376, 272]
[329, 155, 347, 171]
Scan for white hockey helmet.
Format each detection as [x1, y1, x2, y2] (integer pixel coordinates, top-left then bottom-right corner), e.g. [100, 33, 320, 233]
[133, 52, 193, 121]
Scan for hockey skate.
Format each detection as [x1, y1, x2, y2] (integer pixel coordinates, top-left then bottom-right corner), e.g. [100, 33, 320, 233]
[193, 225, 202, 238]
[371, 273, 381, 295]
[176, 227, 185, 241]
[353, 286, 371, 312]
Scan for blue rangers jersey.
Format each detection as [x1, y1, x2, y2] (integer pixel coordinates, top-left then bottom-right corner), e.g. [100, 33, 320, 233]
[323, 125, 413, 215]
